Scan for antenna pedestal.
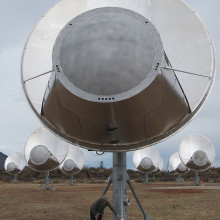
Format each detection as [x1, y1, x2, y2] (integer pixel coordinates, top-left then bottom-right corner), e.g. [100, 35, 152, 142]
[38, 171, 55, 191]
[145, 172, 149, 184]
[70, 174, 74, 186]
[45, 171, 50, 190]
[195, 171, 200, 186]
[112, 152, 128, 220]
[14, 174, 18, 183]
[101, 152, 151, 220]
[176, 174, 184, 182]
[153, 174, 156, 182]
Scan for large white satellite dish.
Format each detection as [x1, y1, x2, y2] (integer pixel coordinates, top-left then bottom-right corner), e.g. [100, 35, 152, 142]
[24, 127, 69, 190]
[170, 152, 188, 182]
[59, 146, 85, 185]
[179, 134, 215, 185]
[4, 152, 26, 182]
[133, 147, 160, 184]
[20, 0, 215, 218]
[133, 147, 160, 173]
[169, 152, 188, 174]
[179, 134, 215, 171]
[24, 127, 69, 172]
[21, 0, 215, 152]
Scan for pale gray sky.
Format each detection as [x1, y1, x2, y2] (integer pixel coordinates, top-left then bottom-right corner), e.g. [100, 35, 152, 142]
[0, 0, 220, 170]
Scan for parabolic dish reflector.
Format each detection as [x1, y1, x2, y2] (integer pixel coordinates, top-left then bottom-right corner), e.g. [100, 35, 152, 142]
[179, 134, 215, 171]
[24, 127, 69, 172]
[133, 147, 160, 172]
[4, 152, 26, 175]
[59, 146, 85, 175]
[21, 0, 215, 151]
[151, 156, 163, 174]
[169, 152, 188, 174]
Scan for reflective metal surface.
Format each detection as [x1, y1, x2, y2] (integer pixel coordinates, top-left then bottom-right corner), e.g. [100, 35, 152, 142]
[169, 152, 188, 174]
[179, 134, 215, 171]
[133, 147, 160, 172]
[151, 156, 163, 174]
[28, 145, 60, 171]
[4, 152, 26, 175]
[59, 146, 85, 175]
[21, 0, 215, 151]
[53, 8, 163, 101]
[139, 157, 154, 172]
[24, 127, 69, 172]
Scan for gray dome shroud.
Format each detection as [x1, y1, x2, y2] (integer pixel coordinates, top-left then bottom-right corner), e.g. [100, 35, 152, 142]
[53, 7, 162, 100]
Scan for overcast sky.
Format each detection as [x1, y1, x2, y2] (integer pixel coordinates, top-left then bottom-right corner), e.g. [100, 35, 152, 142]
[0, 0, 220, 170]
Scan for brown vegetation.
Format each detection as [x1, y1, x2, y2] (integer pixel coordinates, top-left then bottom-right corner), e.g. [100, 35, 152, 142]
[1, 166, 220, 183]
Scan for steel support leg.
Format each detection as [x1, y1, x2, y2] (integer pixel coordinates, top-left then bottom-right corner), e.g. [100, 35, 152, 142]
[195, 171, 200, 186]
[145, 172, 148, 184]
[127, 180, 152, 220]
[98, 152, 152, 220]
[153, 174, 156, 182]
[112, 152, 128, 220]
[37, 171, 54, 191]
[45, 171, 50, 190]
[14, 175, 18, 183]
[70, 174, 74, 186]
[102, 175, 112, 196]
[176, 174, 182, 182]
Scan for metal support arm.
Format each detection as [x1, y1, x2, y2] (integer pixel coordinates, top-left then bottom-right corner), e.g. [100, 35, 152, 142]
[127, 180, 152, 220]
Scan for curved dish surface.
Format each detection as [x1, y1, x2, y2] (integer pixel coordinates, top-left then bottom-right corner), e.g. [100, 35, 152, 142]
[21, 0, 215, 151]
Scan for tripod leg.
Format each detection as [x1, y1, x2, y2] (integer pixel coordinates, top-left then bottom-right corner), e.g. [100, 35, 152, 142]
[102, 177, 112, 196]
[127, 180, 152, 220]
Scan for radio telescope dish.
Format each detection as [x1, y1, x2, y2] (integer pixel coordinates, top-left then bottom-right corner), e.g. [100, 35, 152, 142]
[59, 146, 85, 175]
[21, 0, 215, 152]
[133, 147, 160, 173]
[24, 127, 69, 172]
[4, 152, 26, 181]
[179, 135, 215, 172]
[169, 152, 188, 174]
[20, 0, 215, 218]
[151, 157, 164, 174]
[59, 146, 85, 185]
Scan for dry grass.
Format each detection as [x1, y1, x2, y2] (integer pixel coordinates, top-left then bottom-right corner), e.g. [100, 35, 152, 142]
[0, 181, 220, 220]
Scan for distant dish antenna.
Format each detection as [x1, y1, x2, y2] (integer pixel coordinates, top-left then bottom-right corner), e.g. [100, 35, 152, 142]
[20, 0, 215, 218]
[170, 152, 188, 174]
[133, 147, 160, 184]
[179, 134, 215, 185]
[24, 127, 69, 190]
[59, 146, 85, 185]
[133, 147, 160, 172]
[170, 152, 188, 182]
[4, 152, 26, 182]
[151, 157, 164, 182]
[151, 156, 164, 174]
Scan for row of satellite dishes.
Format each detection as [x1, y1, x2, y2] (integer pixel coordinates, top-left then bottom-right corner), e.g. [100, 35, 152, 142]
[4, 127, 85, 188]
[5, 130, 215, 186]
[132, 134, 215, 185]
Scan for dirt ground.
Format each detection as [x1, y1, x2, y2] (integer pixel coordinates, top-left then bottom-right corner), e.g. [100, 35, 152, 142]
[0, 181, 220, 220]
